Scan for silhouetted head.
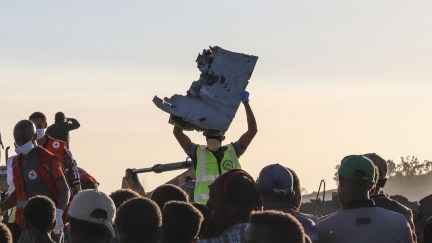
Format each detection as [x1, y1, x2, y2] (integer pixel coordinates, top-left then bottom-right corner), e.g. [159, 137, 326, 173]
[162, 201, 203, 243]
[29, 112, 48, 140]
[23, 196, 56, 233]
[151, 184, 189, 210]
[29, 112, 47, 124]
[55, 112, 65, 122]
[257, 164, 295, 206]
[202, 169, 262, 238]
[109, 189, 141, 209]
[363, 153, 388, 192]
[245, 210, 306, 243]
[192, 203, 211, 237]
[13, 120, 36, 146]
[116, 197, 162, 243]
[337, 155, 375, 206]
[0, 223, 12, 243]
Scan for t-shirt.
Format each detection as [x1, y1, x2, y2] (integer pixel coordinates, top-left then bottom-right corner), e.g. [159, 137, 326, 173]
[46, 119, 80, 144]
[317, 200, 413, 243]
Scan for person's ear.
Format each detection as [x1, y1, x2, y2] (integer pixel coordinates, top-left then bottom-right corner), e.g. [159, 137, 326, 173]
[32, 133, 38, 141]
[43, 121, 48, 129]
[290, 190, 295, 199]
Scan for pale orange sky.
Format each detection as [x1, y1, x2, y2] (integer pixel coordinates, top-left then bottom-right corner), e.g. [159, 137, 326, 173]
[1, 0, 432, 199]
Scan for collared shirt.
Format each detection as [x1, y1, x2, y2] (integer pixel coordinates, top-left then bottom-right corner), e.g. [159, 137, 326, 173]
[198, 223, 247, 243]
[317, 200, 413, 243]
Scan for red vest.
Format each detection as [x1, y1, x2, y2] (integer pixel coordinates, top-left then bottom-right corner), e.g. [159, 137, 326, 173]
[44, 137, 66, 163]
[12, 146, 61, 228]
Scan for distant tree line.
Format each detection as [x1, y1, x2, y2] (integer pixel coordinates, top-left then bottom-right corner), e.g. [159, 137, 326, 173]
[333, 156, 432, 182]
[387, 156, 432, 177]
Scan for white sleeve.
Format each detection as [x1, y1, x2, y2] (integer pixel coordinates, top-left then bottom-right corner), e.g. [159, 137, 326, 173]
[6, 156, 15, 194]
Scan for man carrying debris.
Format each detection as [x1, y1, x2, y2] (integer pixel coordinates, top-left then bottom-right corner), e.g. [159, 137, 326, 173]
[173, 91, 257, 204]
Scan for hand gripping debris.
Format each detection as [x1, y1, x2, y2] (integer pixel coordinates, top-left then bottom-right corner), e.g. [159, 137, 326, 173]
[153, 46, 258, 132]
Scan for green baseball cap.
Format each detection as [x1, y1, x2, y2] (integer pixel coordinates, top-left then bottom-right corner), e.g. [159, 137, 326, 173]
[338, 155, 375, 183]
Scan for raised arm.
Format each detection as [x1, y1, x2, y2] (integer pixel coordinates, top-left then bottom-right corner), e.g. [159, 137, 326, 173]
[238, 91, 258, 149]
[63, 147, 82, 194]
[66, 118, 80, 130]
[173, 126, 192, 152]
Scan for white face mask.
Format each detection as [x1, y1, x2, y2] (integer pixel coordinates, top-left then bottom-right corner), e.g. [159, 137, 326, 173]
[15, 140, 35, 155]
[207, 139, 221, 152]
[36, 128, 45, 139]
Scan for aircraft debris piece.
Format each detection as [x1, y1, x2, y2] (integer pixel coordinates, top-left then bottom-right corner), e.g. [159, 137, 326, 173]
[153, 46, 258, 132]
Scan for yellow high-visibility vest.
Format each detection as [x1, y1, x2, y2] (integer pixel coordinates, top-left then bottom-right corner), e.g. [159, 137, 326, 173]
[194, 144, 241, 204]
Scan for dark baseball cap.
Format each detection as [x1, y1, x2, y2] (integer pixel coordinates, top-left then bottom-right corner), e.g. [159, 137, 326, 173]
[257, 164, 293, 195]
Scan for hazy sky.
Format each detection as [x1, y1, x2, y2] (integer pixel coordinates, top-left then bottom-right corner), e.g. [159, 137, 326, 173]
[1, 0, 431, 198]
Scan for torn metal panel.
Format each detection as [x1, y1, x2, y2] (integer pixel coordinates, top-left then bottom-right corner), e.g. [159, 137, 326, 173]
[153, 46, 258, 132]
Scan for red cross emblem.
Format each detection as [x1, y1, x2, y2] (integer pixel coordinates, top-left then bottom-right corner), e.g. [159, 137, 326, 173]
[28, 170, 38, 180]
[53, 141, 60, 149]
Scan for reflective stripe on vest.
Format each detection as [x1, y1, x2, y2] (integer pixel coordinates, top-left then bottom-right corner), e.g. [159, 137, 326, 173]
[194, 194, 210, 202]
[194, 144, 240, 204]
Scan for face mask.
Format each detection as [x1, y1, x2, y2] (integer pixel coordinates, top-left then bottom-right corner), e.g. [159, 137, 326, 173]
[15, 140, 35, 155]
[36, 128, 45, 139]
[207, 139, 221, 152]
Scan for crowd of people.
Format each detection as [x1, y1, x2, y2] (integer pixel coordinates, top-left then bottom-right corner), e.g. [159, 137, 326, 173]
[0, 100, 431, 242]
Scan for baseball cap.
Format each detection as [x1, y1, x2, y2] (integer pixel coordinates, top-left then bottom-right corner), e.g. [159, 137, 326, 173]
[338, 155, 375, 183]
[68, 189, 116, 238]
[363, 153, 388, 180]
[257, 164, 293, 195]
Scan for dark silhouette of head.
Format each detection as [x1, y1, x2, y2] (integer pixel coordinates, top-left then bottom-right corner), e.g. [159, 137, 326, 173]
[202, 169, 262, 239]
[23, 196, 56, 233]
[109, 189, 141, 209]
[192, 203, 211, 237]
[115, 197, 162, 243]
[151, 184, 189, 210]
[363, 153, 388, 194]
[29, 112, 47, 123]
[257, 164, 295, 207]
[55, 112, 65, 122]
[0, 223, 12, 243]
[13, 120, 36, 146]
[161, 201, 203, 243]
[245, 210, 306, 243]
[337, 155, 376, 206]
